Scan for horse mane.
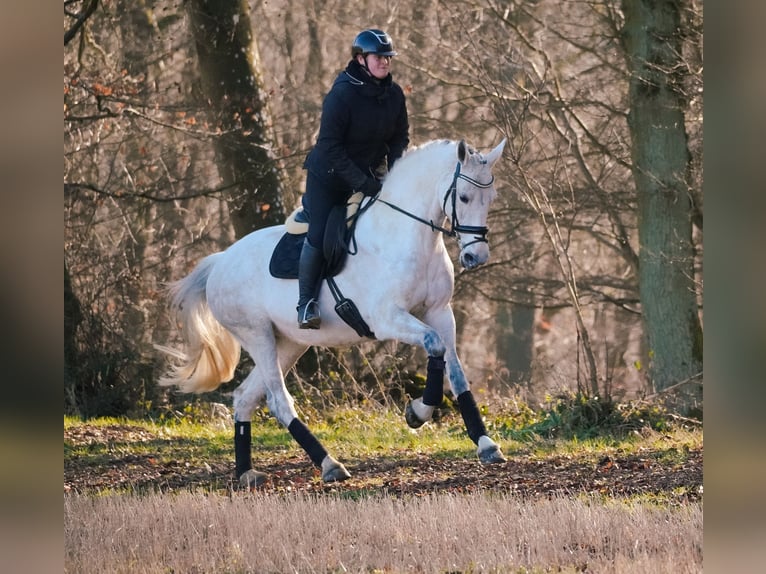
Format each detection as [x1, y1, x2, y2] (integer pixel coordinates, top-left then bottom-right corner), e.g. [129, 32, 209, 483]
[384, 139, 455, 189]
[393, 139, 454, 170]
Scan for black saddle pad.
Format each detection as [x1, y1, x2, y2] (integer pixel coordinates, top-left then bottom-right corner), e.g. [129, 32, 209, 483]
[269, 232, 305, 279]
[268, 204, 351, 280]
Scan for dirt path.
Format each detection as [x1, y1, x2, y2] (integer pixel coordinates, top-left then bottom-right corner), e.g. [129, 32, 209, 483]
[64, 423, 702, 501]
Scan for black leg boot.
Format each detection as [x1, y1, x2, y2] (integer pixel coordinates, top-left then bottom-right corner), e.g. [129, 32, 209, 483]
[297, 238, 325, 329]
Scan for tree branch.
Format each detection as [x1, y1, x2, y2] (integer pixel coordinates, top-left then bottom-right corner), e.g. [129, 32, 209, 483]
[64, 0, 99, 46]
[64, 181, 240, 203]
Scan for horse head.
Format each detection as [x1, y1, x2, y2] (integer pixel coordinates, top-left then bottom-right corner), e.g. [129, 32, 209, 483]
[448, 139, 506, 270]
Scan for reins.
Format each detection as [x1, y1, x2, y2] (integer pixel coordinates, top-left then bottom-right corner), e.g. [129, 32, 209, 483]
[372, 161, 494, 247]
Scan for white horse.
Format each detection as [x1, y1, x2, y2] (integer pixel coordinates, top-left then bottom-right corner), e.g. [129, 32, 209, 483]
[158, 138, 508, 488]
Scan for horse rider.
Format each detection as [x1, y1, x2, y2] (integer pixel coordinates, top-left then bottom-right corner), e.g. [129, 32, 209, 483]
[297, 28, 410, 329]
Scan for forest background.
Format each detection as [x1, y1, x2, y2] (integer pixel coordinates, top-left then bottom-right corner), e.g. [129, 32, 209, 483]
[64, 0, 704, 419]
[30, 2, 766, 574]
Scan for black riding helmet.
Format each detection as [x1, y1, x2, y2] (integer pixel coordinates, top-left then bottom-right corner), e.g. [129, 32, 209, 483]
[351, 29, 398, 58]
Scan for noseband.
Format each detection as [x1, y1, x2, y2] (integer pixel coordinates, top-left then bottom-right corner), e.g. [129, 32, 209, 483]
[374, 162, 494, 248]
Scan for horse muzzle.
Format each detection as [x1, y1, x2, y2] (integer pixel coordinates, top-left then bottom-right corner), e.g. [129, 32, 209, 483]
[456, 224, 489, 270]
[459, 244, 489, 270]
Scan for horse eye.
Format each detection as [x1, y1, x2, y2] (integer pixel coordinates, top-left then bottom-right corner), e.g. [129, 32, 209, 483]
[459, 194, 469, 204]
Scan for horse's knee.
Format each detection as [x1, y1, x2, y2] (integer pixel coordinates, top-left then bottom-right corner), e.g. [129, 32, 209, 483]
[423, 331, 446, 357]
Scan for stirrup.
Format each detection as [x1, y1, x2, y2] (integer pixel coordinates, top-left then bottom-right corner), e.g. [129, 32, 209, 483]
[298, 299, 321, 329]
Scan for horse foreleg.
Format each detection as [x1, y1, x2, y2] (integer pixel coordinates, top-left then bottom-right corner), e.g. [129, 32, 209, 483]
[375, 311, 443, 428]
[442, 349, 506, 463]
[455, 389, 506, 463]
[425, 307, 507, 464]
[405, 355, 445, 428]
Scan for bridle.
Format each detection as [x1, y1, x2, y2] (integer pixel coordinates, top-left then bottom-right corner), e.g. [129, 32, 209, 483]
[443, 162, 495, 248]
[373, 162, 495, 248]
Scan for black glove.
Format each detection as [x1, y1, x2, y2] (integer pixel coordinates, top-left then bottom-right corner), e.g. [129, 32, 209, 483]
[359, 177, 382, 197]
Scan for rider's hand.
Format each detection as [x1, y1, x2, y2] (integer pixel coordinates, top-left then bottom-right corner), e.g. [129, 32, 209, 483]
[359, 177, 382, 197]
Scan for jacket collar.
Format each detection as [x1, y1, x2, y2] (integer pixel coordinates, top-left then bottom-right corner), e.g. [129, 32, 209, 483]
[342, 60, 392, 87]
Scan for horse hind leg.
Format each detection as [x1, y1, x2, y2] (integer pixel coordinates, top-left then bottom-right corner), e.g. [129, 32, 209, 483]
[237, 330, 350, 484]
[231, 369, 268, 490]
[274, 389, 351, 482]
[285, 419, 350, 482]
[272, 336, 350, 482]
[231, 335, 304, 489]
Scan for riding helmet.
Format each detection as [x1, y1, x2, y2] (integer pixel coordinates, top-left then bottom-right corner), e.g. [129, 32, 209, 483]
[351, 29, 398, 58]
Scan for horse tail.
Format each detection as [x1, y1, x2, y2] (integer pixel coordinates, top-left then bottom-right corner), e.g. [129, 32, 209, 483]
[156, 253, 241, 394]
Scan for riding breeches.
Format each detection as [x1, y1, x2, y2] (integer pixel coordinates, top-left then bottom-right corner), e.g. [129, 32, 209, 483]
[301, 171, 351, 249]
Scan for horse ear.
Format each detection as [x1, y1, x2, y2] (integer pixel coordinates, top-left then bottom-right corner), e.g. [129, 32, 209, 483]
[457, 139, 467, 163]
[485, 138, 507, 167]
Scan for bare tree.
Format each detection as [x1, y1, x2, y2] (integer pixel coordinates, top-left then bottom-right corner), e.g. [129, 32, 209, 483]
[63, 0, 703, 415]
[187, 0, 286, 236]
[434, 0, 702, 409]
[64, 0, 99, 46]
[621, 0, 703, 405]
[64, 0, 231, 415]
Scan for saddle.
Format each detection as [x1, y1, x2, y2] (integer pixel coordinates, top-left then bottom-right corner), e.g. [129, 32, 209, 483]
[269, 192, 364, 279]
[269, 192, 375, 338]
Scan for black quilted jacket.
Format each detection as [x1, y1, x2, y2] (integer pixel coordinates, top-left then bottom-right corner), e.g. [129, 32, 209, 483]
[303, 60, 409, 191]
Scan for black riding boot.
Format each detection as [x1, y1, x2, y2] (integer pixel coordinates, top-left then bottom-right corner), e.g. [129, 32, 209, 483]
[297, 239, 324, 329]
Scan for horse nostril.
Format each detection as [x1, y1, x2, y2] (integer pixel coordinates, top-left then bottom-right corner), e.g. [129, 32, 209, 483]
[461, 253, 476, 269]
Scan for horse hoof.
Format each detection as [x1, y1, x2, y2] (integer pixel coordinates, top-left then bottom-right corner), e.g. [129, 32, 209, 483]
[405, 400, 426, 429]
[478, 444, 507, 464]
[323, 465, 351, 482]
[239, 469, 268, 490]
[321, 456, 351, 482]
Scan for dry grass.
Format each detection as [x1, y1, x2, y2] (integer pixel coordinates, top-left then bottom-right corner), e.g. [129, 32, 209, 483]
[65, 491, 701, 573]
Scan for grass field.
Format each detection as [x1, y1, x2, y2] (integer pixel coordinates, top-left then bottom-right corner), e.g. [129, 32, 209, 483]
[64, 403, 702, 573]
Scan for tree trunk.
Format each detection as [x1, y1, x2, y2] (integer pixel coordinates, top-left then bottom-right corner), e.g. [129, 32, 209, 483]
[495, 303, 534, 393]
[187, 0, 285, 237]
[622, 0, 702, 407]
[64, 262, 83, 415]
[119, 0, 157, 353]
